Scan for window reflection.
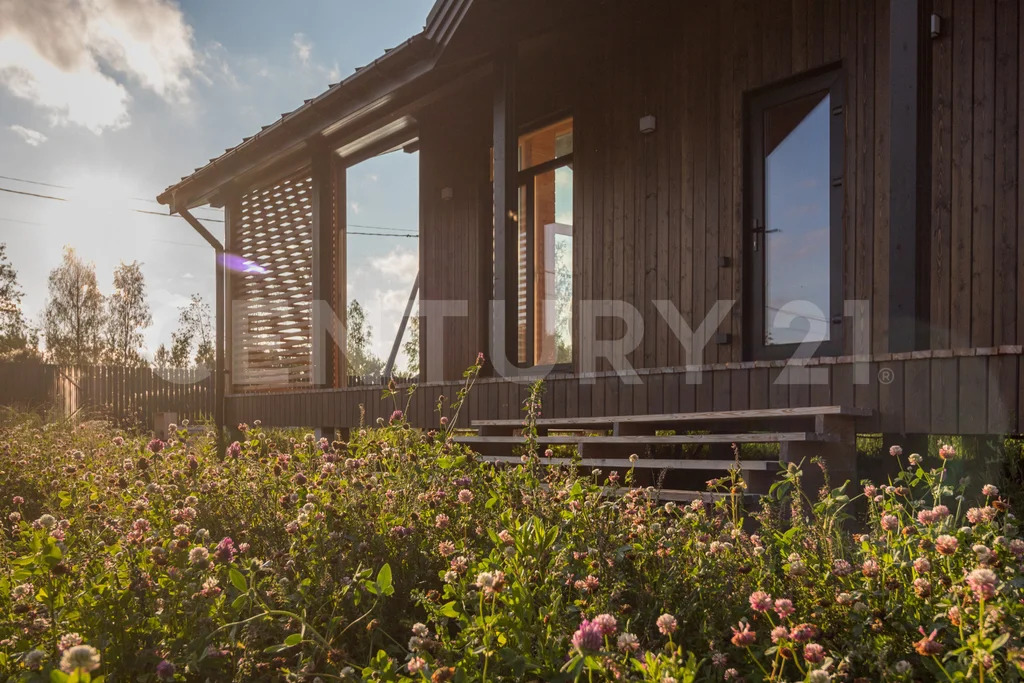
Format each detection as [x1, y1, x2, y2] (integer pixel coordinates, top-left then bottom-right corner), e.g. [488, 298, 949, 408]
[514, 118, 573, 366]
[763, 92, 831, 346]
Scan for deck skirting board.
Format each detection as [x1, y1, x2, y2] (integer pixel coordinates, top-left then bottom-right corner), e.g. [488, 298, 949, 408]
[226, 352, 1023, 436]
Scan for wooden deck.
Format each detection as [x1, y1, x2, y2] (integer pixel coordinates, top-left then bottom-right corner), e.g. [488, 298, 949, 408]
[226, 346, 1024, 436]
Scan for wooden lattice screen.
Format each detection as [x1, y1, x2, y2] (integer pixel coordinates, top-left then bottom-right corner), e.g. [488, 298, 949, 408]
[231, 172, 315, 389]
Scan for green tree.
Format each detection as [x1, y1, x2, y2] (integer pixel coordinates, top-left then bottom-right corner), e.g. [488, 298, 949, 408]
[402, 314, 419, 377]
[346, 299, 383, 378]
[43, 246, 105, 365]
[169, 294, 213, 368]
[105, 261, 152, 367]
[153, 343, 171, 370]
[0, 244, 40, 361]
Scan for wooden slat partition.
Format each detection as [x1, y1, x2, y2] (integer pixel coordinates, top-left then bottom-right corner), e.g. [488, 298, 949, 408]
[231, 171, 316, 390]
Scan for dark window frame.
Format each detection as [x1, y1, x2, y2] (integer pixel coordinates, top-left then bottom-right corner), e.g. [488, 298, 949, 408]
[514, 118, 575, 372]
[745, 65, 845, 361]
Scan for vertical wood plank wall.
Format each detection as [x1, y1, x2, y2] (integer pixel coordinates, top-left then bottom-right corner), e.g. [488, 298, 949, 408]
[418, 90, 492, 380]
[226, 0, 1022, 437]
[930, 0, 1021, 351]
[418, 0, 911, 377]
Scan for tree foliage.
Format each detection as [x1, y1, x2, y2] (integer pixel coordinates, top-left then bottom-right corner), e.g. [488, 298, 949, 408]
[169, 294, 214, 368]
[153, 343, 171, 370]
[0, 243, 39, 361]
[346, 299, 383, 379]
[402, 314, 419, 377]
[104, 261, 152, 367]
[43, 247, 105, 365]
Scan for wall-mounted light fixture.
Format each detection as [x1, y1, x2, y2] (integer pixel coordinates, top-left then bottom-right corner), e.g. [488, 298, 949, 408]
[639, 115, 656, 134]
[930, 13, 941, 38]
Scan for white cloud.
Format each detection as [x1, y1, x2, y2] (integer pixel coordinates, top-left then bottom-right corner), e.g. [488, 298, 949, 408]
[0, 0, 199, 133]
[350, 201, 360, 215]
[292, 32, 312, 66]
[9, 123, 46, 145]
[370, 247, 418, 280]
[290, 32, 339, 82]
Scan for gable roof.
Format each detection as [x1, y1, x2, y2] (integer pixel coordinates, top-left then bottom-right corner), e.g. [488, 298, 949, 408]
[157, 0, 475, 213]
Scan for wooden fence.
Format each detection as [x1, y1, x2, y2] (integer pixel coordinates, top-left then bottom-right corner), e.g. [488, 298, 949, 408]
[0, 362, 214, 427]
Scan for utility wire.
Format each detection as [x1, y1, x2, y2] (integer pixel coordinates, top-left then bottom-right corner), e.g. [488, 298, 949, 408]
[1, 173, 415, 231]
[0, 176, 419, 236]
[0, 186, 67, 201]
[0, 174, 71, 190]
[1, 212, 417, 239]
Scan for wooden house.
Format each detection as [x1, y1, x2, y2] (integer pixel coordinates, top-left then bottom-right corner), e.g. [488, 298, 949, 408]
[159, 0, 1024, 495]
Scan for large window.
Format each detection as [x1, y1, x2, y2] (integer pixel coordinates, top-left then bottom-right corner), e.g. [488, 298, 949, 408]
[515, 118, 573, 367]
[748, 69, 843, 358]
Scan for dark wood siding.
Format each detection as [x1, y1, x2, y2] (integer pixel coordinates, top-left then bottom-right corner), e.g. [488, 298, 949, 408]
[418, 0, 901, 380]
[413, 0, 1019, 391]
[227, 348, 1022, 436]
[930, 0, 1022, 351]
[417, 89, 492, 380]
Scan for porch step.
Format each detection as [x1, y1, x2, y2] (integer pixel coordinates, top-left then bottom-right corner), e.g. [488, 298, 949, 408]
[471, 405, 870, 432]
[457, 405, 867, 501]
[478, 454, 779, 471]
[612, 488, 760, 503]
[454, 432, 836, 446]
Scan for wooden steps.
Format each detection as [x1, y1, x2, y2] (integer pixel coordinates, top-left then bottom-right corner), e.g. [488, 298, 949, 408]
[457, 432, 836, 446]
[455, 405, 866, 501]
[613, 488, 759, 503]
[478, 454, 779, 471]
[470, 405, 871, 431]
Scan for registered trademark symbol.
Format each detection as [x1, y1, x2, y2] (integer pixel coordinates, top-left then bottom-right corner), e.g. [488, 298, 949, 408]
[878, 368, 895, 385]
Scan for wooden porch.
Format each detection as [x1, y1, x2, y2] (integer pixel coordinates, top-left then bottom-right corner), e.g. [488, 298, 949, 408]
[157, 0, 1024, 450]
[226, 346, 1024, 437]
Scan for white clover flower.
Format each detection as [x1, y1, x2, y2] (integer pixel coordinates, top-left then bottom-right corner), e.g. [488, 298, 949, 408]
[188, 547, 209, 565]
[60, 644, 100, 673]
[23, 649, 46, 670]
[617, 632, 640, 652]
[37, 514, 56, 529]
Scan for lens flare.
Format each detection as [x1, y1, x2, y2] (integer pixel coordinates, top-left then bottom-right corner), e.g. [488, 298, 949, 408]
[219, 253, 268, 274]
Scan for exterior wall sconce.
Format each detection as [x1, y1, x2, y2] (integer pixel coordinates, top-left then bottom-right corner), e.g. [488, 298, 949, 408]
[441, 187, 453, 201]
[930, 13, 941, 38]
[639, 115, 656, 134]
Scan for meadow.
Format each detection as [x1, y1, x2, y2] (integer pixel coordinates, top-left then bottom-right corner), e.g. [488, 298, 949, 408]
[2, 378, 1024, 681]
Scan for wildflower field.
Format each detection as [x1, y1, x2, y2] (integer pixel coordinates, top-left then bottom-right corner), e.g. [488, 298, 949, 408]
[2, 387, 1024, 681]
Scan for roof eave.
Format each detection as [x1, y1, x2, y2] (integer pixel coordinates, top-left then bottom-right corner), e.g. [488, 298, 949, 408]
[157, 34, 438, 213]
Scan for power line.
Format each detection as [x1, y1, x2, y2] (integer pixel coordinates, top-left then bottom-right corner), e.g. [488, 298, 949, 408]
[349, 222, 418, 234]
[0, 174, 71, 190]
[349, 231, 417, 238]
[0, 172, 222, 216]
[1, 174, 414, 229]
[0, 177, 419, 236]
[0, 186, 67, 201]
[133, 208, 225, 223]
[0, 216, 44, 226]
[1, 215, 415, 241]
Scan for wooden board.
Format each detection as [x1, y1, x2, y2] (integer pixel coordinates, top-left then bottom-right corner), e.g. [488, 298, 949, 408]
[478, 455, 779, 471]
[454, 432, 838, 445]
[471, 405, 871, 428]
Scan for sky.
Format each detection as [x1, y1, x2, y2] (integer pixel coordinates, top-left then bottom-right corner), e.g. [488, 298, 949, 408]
[0, 0, 430, 369]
